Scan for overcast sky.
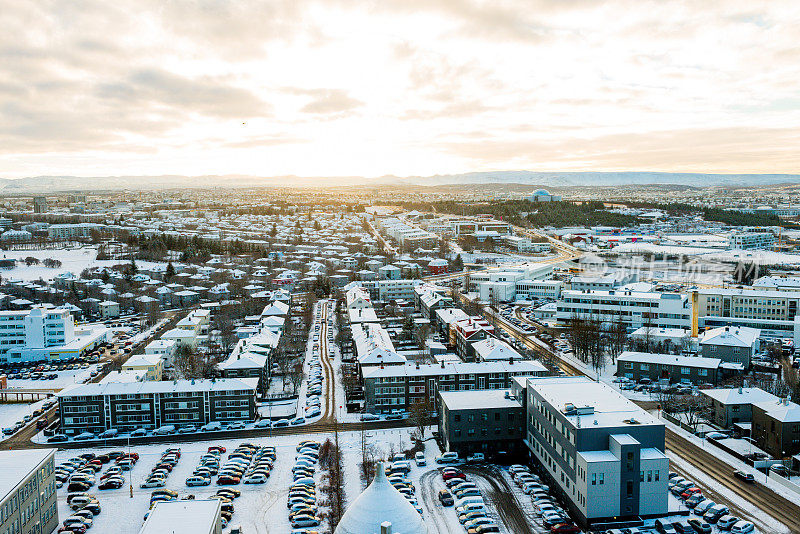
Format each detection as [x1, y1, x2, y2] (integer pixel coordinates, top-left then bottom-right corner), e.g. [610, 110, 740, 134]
[2, 0, 799, 180]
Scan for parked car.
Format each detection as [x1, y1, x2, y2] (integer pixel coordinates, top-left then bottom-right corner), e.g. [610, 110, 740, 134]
[438, 490, 454, 506]
[730, 521, 754, 534]
[687, 518, 712, 534]
[734, 470, 755, 483]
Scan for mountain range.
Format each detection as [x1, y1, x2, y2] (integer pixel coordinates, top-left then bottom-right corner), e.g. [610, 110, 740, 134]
[1, 171, 799, 192]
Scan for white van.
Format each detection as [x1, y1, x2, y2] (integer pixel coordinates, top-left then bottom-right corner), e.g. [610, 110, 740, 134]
[415, 452, 426, 466]
[153, 425, 176, 435]
[436, 451, 459, 464]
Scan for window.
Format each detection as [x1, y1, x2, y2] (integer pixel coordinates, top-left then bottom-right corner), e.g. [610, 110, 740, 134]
[599, 473, 604, 485]
[591, 473, 596, 485]
[626, 481, 633, 496]
[454, 414, 461, 422]
[655, 471, 659, 481]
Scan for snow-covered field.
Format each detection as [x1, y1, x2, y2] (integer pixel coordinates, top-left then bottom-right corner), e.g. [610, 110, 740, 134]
[0, 246, 166, 282]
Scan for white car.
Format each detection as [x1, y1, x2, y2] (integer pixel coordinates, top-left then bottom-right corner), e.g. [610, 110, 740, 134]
[186, 476, 210, 486]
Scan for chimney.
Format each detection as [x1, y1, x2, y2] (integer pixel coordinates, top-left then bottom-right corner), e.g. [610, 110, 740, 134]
[381, 522, 393, 534]
[441, 360, 445, 368]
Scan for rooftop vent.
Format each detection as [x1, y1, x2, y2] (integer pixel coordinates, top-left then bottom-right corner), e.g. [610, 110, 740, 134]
[623, 418, 641, 425]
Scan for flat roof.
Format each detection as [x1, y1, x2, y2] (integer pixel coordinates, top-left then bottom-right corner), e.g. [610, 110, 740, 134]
[0, 449, 55, 500]
[58, 377, 257, 398]
[362, 360, 546, 379]
[139, 499, 221, 534]
[439, 389, 520, 410]
[527, 376, 661, 429]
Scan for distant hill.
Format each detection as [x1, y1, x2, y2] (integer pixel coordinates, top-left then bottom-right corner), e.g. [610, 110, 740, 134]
[2, 171, 799, 192]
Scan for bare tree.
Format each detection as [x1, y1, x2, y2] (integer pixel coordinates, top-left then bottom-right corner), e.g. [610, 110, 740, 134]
[173, 344, 217, 380]
[409, 397, 432, 440]
[681, 395, 712, 433]
[289, 361, 304, 395]
[608, 313, 627, 365]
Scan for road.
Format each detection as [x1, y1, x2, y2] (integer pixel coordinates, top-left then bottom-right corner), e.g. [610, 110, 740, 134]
[318, 300, 337, 423]
[463, 466, 542, 534]
[418, 470, 463, 534]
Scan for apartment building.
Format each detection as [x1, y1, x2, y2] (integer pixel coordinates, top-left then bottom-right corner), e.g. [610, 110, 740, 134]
[696, 287, 799, 342]
[56, 378, 257, 435]
[700, 387, 779, 429]
[617, 352, 721, 386]
[698, 326, 760, 367]
[362, 360, 547, 414]
[357, 279, 422, 302]
[752, 397, 800, 457]
[0, 307, 109, 363]
[0, 449, 58, 534]
[555, 288, 691, 331]
[438, 389, 525, 457]
[523, 376, 668, 526]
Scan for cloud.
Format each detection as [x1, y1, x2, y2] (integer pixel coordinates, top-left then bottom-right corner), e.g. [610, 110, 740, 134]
[295, 89, 363, 115]
[96, 68, 270, 119]
[1, 0, 799, 177]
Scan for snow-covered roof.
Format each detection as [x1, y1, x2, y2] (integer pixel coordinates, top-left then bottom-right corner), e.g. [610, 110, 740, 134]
[472, 338, 523, 361]
[439, 389, 519, 410]
[754, 399, 800, 422]
[140, 499, 221, 534]
[335, 463, 427, 534]
[700, 387, 779, 405]
[57, 377, 256, 398]
[699, 326, 759, 348]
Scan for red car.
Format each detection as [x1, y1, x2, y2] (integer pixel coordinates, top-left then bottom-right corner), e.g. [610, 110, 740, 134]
[551, 523, 581, 533]
[442, 470, 466, 481]
[681, 487, 702, 499]
[58, 527, 87, 534]
[209, 446, 226, 454]
[217, 476, 240, 485]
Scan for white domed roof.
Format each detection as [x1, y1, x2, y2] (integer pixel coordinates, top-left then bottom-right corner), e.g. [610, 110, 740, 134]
[533, 189, 550, 196]
[335, 463, 428, 534]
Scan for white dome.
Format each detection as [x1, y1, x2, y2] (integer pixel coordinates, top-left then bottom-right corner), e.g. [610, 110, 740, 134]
[335, 463, 428, 534]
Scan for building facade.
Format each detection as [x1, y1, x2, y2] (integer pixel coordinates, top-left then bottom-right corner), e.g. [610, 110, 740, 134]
[438, 389, 525, 458]
[617, 352, 721, 386]
[56, 378, 257, 435]
[362, 360, 547, 414]
[0, 449, 58, 534]
[522, 377, 668, 526]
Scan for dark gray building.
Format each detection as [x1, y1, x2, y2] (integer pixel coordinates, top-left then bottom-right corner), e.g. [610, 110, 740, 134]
[56, 378, 257, 435]
[523, 376, 668, 527]
[617, 352, 721, 386]
[437, 389, 525, 458]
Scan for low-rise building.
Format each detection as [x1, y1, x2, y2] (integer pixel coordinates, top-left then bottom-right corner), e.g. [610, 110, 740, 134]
[438, 389, 525, 458]
[362, 360, 547, 414]
[139, 499, 222, 534]
[698, 326, 760, 367]
[57, 378, 257, 435]
[617, 352, 721, 385]
[122, 353, 164, 381]
[752, 397, 800, 457]
[700, 387, 779, 428]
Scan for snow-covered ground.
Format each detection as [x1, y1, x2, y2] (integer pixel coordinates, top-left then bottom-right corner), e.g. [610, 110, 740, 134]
[0, 246, 168, 282]
[0, 397, 48, 432]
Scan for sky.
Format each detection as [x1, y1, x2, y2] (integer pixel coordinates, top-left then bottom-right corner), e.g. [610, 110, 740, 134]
[1, 0, 800, 180]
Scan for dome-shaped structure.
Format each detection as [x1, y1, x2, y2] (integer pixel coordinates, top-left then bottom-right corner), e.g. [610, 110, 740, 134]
[533, 189, 550, 196]
[335, 463, 428, 534]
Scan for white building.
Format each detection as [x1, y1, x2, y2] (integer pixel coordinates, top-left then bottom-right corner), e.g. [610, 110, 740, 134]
[0, 307, 109, 363]
[139, 499, 222, 534]
[516, 279, 563, 300]
[556, 289, 691, 331]
[728, 231, 775, 250]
